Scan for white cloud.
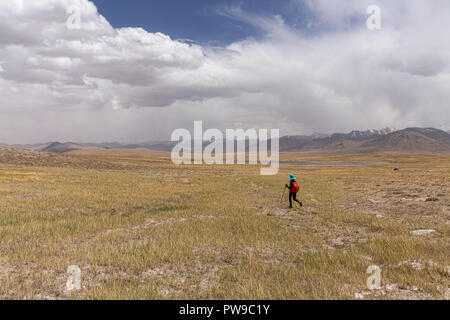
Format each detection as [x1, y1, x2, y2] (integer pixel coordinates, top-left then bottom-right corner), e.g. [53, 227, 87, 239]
[0, 0, 449, 143]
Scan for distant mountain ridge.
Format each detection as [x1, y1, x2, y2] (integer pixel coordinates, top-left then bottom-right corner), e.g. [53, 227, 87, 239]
[359, 128, 450, 153]
[280, 127, 450, 153]
[279, 127, 396, 152]
[329, 128, 396, 141]
[1, 127, 449, 154]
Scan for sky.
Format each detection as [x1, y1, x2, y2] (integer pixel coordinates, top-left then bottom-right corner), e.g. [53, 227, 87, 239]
[92, 0, 299, 45]
[0, 0, 449, 144]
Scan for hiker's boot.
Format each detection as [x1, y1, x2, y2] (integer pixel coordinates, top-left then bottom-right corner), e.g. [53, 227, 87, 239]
[299, 202, 303, 207]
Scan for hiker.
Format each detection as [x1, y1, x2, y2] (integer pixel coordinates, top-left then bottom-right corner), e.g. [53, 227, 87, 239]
[286, 174, 302, 208]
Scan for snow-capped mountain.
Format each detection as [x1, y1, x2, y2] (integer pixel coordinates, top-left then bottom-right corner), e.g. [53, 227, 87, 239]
[330, 128, 397, 141]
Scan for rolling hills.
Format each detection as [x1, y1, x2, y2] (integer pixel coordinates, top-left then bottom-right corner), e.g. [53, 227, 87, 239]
[2, 128, 450, 155]
[279, 128, 450, 154]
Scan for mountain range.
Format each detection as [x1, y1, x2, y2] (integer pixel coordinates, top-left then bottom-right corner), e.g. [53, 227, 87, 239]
[2, 127, 450, 154]
[279, 127, 450, 153]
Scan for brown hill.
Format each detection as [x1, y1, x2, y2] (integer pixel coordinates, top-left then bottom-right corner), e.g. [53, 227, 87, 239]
[280, 128, 450, 154]
[0, 146, 125, 170]
[41, 142, 84, 153]
[360, 128, 450, 153]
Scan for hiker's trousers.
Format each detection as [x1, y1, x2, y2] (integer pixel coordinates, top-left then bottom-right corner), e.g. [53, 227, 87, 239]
[289, 192, 300, 207]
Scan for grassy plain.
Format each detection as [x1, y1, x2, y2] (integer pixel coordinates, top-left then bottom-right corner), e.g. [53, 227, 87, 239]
[0, 147, 448, 299]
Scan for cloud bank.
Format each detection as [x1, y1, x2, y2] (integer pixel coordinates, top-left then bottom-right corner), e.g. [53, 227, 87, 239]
[0, 0, 449, 143]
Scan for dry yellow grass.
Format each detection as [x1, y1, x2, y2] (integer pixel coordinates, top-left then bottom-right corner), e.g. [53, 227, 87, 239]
[0, 148, 448, 299]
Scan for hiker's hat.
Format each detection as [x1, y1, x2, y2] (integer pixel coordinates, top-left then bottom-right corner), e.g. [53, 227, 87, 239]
[289, 174, 296, 180]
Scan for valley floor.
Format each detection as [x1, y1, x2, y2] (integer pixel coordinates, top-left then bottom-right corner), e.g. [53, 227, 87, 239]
[0, 150, 448, 299]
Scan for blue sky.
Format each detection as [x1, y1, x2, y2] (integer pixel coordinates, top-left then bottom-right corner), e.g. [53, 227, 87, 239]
[91, 0, 313, 44]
